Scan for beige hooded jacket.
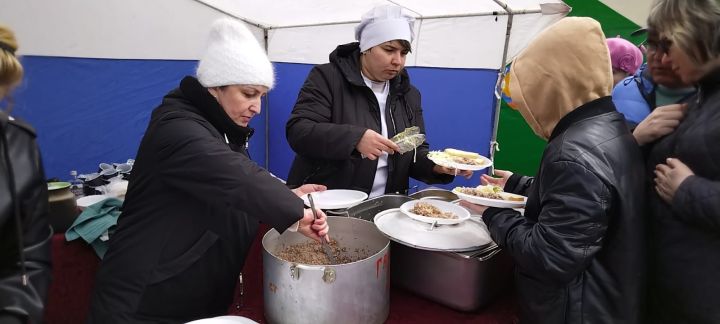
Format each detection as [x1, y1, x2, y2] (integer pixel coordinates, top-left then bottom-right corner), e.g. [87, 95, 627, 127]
[484, 17, 647, 324]
[507, 17, 614, 140]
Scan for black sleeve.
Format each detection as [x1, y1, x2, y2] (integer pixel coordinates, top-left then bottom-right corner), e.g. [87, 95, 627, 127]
[153, 115, 304, 233]
[482, 161, 610, 285]
[671, 175, 720, 232]
[286, 66, 368, 160]
[504, 173, 533, 196]
[0, 134, 52, 324]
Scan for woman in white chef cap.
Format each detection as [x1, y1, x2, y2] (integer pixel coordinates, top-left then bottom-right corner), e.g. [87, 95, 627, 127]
[285, 4, 472, 199]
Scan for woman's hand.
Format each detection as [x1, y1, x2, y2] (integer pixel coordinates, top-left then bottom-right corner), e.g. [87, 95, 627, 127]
[459, 200, 489, 215]
[655, 158, 694, 203]
[292, 184, 327, 197]
[356, 129, 400, 160]
[298, 208, 330, 243]
[633, 104, 687, 145]
[432, 165, 473, 179]
[481, 169, 513, 189]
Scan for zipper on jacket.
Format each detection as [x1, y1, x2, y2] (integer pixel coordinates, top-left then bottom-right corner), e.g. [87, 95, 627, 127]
[0, 112, 28, 286]
[389, 103, 398, 135]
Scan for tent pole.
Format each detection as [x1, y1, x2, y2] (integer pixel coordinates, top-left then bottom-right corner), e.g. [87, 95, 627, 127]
[489, 0, 514, 175]
[263, 28, 271, 170]
[267, 10, 539, 30]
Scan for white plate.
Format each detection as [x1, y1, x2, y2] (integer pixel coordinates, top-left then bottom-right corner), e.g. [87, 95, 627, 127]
[427, 152, 492, 171]
[453, 189, 527, 208]
[399, 200, 471, 225]
[76, 194, 110, 210]
[374, 208, 494, 252]
[186, 316, 259, 324]
[301, 189, 368, 210]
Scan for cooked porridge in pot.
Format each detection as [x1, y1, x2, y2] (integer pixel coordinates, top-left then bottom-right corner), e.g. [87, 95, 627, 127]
[276, 239, 371, 265]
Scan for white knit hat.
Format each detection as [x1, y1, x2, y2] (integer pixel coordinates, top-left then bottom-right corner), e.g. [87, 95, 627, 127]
[197, 18, 274, 89]
[355, 5, 415, 52]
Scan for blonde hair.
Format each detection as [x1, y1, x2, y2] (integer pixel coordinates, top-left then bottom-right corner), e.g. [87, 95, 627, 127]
[0, 24, 23, 96]
[647, 0, 720, 66]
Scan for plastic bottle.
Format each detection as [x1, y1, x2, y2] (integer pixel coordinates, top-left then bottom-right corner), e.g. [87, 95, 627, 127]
[69, 170, 84, 198]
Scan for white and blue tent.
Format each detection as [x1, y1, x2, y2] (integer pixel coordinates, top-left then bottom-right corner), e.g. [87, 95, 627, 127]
[1, 0, 569, 189]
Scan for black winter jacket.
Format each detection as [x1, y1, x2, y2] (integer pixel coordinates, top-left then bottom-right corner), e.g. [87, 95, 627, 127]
[88, 77, 305, 324]
[285, 42, 452, 194]
[482, 98, 646, 324]
[0, 112, 52, 324]
[645, 67, 720, 324]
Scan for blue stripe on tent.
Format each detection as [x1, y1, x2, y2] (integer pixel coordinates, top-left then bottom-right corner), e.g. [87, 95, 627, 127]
[408, 66, 497, 191]
[11, 56, 267, 179]
[12, 56, 496, 191]
[269, 63, 498, 191]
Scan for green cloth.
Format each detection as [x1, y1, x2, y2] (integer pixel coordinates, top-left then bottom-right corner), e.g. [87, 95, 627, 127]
[65, 198, 122, 258]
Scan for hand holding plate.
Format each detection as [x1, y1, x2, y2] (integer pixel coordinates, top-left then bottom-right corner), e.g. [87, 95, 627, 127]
[459, 200, 489, 215]
[481, 169, 513, 189]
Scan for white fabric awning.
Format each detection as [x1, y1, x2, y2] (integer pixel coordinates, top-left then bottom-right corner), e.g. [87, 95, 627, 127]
[1, 0, 569, 69]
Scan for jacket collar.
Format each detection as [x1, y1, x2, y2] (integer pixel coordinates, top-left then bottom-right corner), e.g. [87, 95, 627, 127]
[697, 65, 720, 105]
[548, 96, 615, 142]
[329, 42, 410, 96]
[179, 76, 254, 147]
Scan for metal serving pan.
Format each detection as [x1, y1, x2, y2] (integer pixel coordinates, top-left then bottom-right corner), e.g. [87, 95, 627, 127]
[341, 193, 514, 311]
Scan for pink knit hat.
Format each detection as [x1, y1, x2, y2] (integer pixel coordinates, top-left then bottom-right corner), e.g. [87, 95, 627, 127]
[607, 37, 643, 75]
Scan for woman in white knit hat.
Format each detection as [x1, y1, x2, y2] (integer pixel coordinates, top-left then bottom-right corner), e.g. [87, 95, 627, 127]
[286, 4, 471, 198]
[88, 18, 329, 323]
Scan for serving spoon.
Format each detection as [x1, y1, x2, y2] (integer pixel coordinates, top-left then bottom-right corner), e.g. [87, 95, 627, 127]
[307, 194, 338, 265]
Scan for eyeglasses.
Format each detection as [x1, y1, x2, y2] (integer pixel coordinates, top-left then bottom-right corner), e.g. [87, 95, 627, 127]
[646, 37, 673, 54]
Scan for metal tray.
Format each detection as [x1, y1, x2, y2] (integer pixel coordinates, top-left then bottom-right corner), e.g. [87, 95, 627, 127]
[341, 194, 513, 311]
[409, 188, 459, 202]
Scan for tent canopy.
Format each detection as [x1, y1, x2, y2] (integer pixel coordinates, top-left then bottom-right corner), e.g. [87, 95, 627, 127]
[0, 0, 569, 183]
[4, 0, 569, 69]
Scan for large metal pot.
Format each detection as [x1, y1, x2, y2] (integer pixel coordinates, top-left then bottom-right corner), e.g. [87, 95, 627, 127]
[262, 216, 390, 324]
[47, 182, 78, 233]
[346, 193, 514, 311]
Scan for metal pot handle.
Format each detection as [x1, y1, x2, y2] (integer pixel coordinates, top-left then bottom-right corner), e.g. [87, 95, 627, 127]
[289, 264, 336, 283]
[325, 209, 350, 217]
[475, 248, 501, 261]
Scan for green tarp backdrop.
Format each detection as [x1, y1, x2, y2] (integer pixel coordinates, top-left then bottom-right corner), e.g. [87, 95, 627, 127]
[494, 0, 644, 175]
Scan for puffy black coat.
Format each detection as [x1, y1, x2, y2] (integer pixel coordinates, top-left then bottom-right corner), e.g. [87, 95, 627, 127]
[645, 67, 720, 324]
[482, 98, 646, 324]
[285, 42, 452, 194]
[88, 77, 305, 323]
[0, 112, 52, 324]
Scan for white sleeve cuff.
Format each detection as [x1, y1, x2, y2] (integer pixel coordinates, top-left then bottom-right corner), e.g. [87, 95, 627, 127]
[287, 221, 300, 232]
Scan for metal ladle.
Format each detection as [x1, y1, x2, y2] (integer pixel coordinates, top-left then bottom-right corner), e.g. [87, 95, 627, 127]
[307, 194, 338, 265]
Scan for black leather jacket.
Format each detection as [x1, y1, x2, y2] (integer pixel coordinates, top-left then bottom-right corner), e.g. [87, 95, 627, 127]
[0, 111, 52, 324]
[482, 97, 646, 324]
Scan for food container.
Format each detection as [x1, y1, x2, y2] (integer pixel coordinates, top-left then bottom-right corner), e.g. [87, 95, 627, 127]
[390, 239, 513, 311]
[47, 182, 78, 233]
[346, 194, 514, 311]
[262, 216, 390, 324]
[326, 194, 412, 220]
[408, 188, 459, 202]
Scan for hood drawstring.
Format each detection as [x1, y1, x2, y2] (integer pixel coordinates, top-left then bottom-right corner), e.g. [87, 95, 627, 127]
[401, 95, 414, 123]
[0, 112, 28, 286]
